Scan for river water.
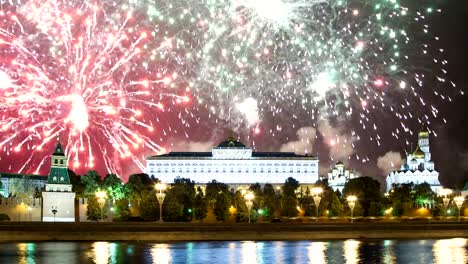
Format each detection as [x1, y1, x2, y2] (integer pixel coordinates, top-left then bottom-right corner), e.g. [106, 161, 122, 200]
[0, 239, 467, 263]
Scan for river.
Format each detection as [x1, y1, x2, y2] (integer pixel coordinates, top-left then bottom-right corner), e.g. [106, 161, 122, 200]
[0, 239, 467, 263]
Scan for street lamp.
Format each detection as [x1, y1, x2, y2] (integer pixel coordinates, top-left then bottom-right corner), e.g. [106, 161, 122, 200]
[51, 205, 58, 222]
[96, 191, 107, 222]
[347, 196, 357, 223]
[311, 187, 323, 219]
[244, 192, 255, 223]
[454, 196, 465, 222]
[155, 183, 167, 222]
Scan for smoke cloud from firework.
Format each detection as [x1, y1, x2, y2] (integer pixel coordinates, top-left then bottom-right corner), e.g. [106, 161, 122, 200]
[0, 0, 456, 178]
[377, 151, 403, 175]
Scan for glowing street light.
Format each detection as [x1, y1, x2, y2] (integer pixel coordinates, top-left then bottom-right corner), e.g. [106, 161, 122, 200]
[311, 187, 323, 219]
[96, 191, 107, 222]
[155, 183, 167, 222]
[244, 192, 255, 223]
[347, 196, 357, 223]
[454, 196, 465, 222]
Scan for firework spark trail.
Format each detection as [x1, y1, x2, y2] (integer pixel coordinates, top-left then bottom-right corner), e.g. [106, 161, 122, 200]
[0, 0, 458, 176]
[0, 0, 191, 176]
[150, 0, 454, 146]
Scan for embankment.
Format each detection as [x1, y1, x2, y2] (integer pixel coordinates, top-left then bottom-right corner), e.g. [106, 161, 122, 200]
[0, 222, 467, 242]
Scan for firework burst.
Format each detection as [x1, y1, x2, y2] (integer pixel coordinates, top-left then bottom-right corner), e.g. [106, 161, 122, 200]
[0, 0, 458, 176]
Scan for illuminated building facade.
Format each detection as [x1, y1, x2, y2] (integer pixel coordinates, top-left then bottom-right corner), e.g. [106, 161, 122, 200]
[323, 162, 358, 192]
[147, 137, 319, 190]
[386, 130, 441, 192]
[42, 141, 76, 222]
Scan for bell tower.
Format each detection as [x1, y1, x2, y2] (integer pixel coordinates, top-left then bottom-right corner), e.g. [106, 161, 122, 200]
[418, 130, 430, 160]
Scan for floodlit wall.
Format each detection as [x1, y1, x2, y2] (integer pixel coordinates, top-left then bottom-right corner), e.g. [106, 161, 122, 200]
[0, 198, 42, 221]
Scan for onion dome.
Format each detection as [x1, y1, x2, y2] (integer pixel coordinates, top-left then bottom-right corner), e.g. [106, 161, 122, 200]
[412, 145, 425, 159]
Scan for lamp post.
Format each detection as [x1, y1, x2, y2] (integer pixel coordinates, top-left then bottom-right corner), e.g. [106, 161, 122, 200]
[51, 205, 58, 222]
[155, 183, 167, 222]
[454, 196, 465, 222]
[311, 187, 323, 219]
[96, 191, 107, 222]
[244, 192, 255, 223]
[347, 196, 357, 223]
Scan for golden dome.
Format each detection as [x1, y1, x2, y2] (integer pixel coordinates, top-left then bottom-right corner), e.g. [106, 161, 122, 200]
[412, 145, 425, 159]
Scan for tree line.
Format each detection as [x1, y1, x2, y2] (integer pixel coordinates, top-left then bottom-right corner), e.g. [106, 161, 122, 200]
[69, 170, 455, 222]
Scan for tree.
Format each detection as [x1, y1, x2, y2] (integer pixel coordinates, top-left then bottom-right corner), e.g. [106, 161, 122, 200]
[206, 180, 231, 221]
[342, 176, 383, 217]
[232, 191, 249, 222]
[86, 196, 102, 221]
[213, 191, 231, 221]
[193, 187, 208, 221]
[163, 177, 196, 222]
[281, 177, 300, 217]
[113, 199, 131, 221]
[68, 169, 84, 197]
[413, 182, 436, 208]
[81, 171, 102, 197]
[139, 191, 158, 221]
[103, 174, 126, 202]
[125, 173, 147, 205]
[10, 176, 35, 204]
[262, 184, 279, 220]
[388, 183, 414, 216]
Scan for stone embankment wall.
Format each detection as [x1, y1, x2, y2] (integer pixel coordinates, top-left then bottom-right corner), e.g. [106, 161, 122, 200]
[0, 222, 467, 242]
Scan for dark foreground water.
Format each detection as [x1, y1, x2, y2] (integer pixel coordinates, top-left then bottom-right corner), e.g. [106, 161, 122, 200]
[0, 239, 467, 264]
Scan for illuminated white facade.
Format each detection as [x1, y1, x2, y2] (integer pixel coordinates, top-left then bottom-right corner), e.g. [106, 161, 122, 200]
[386, 130, 441, 192]
[42, 142, 75, 222]
[147, 137, 319, 188]
[323, 162, 358, 192]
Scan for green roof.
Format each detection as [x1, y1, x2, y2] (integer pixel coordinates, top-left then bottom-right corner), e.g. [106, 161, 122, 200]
[47, 167, 70, 184]
[53, 142, 65, 156]
[47, 141, 71, 185]
[216, 137, 247, 148]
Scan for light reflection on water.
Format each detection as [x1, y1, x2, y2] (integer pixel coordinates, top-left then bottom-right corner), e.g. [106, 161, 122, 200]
[0, 239, 466, 264]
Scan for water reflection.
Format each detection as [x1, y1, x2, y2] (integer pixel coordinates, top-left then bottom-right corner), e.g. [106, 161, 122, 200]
[150, 244, 171, 264]
[433, 238, 468, 264]
[17, 243, 36, 264]
[1, 239, 467, 264]
[91, 242, 110, 264]
[343, 239, 361, 264]
[307, 242, 327, 264]
[241, 241, 258, 264]
[382, 240, 396, 264]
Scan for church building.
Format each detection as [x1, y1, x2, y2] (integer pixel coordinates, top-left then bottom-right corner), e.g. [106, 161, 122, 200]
[41, 141, 76, 222]
[322, 162, 358, 193]
[146, 137, 319, 190]
[386, 130, 442, 192]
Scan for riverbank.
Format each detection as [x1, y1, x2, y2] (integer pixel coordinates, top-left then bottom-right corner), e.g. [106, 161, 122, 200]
[0, 222, 467, 242]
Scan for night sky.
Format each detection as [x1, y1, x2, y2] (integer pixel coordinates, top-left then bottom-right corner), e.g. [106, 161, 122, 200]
[0, 0, 467, 187]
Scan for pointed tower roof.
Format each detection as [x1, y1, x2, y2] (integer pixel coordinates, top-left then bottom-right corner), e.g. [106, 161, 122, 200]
[47, 141, 71, 185]
[53, 142, 65, 156]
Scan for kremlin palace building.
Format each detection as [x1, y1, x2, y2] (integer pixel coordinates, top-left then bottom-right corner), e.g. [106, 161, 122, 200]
[146, 137, 319, 190]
